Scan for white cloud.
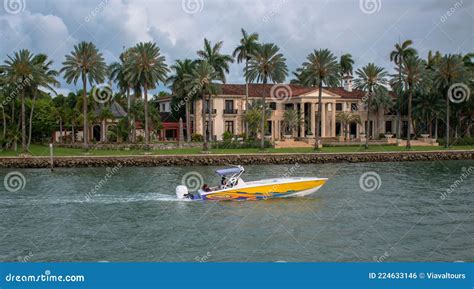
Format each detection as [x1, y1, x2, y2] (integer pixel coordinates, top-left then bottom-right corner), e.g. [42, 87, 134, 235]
[0, 0, 472, 93]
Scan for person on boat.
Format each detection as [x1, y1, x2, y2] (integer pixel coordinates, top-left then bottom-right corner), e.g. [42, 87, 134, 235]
[220, 176, 227, 188]
[202, 184, 212, 192]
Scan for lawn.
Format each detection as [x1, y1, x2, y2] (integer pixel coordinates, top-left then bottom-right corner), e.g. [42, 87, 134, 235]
[0, 144, 472, 157]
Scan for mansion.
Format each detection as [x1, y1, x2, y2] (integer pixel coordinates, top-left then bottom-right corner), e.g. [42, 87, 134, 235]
[158, 79, 410, 142]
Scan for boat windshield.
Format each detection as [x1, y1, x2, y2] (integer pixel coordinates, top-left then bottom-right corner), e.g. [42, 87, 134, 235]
[215, 167, 243, 176]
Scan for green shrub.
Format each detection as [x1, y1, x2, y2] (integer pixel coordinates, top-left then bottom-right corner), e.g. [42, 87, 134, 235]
[212, 139, 273, 149]
[191, 133, 203, 142]
[222, 131, 233, 142]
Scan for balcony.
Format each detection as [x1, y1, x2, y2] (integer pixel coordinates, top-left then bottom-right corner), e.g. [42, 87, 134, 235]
[223, 109, 238, 115]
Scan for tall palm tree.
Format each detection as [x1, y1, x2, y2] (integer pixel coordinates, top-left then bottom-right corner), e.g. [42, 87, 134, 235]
[124, 42, 169, 147]
[184, 61, 220, 151]
[61, 41, 107, 149]
[299, 49, 340, 149]
[397, 55, 425, 148]
[110, 49, 135, 142]
[339, 53, 354, 86]
[197, 38, 234, 83]
[433, 54, 467, 148]
[390, 40, 417, 144]
[168, 59, 196, 142]
[354, 63, 389, 149]
[28, 54, 59, 149]
[233, 28, 259, 139]
[246, 43, 288, 149]
[1, 49, 42, 152]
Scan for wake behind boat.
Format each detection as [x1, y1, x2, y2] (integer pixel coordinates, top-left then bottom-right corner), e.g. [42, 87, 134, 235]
[176, 166, 327, 201]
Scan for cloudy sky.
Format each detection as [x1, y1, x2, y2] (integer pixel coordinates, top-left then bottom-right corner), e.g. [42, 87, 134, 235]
[0, 0, 472, 95]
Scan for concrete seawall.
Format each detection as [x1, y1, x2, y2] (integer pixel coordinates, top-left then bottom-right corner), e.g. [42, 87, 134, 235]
[0, 150, 473, 168]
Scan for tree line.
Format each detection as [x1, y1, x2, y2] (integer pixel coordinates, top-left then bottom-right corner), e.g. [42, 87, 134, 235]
[0, 29, 472, 153]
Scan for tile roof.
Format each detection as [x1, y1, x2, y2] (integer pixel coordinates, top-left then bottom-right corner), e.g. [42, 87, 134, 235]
[218, 83, 366, 99]
[93, 101, 127, 118]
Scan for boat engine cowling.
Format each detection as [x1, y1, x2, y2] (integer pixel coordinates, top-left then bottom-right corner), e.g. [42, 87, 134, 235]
[176, 185, 188, 199]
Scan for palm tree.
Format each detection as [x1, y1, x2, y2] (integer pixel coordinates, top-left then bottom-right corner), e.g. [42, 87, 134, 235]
[61, 41, 107, 149]
[28, 54, 59, 149]
[397, 55, 425, 148]
[282, 109, 301, 137]
[184, 61, 220, 151]
[168, 59, 196, 142]
[299, 49, 340, 149]
[1, 49, 41, 152]
[390, 40, 417, 144]
[354, 63, 389, 149]
[433, 54, 467, 148]
[124, 42, 169, 147]
[246, 43, 288, 149]
[109, 49, 135, 142]
[339, 53, 354, 86]
[372, 93, 393, 137]
[233, 29, 259, 139]
[197, 39, 234, 83]
[413, 92, 443, 138]
[336, 112, 362, 141]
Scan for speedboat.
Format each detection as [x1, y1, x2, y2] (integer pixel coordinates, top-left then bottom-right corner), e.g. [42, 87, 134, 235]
[176, 166, 327, 201]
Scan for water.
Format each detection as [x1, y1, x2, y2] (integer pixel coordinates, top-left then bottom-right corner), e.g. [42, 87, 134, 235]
[0, 160, 472, 262]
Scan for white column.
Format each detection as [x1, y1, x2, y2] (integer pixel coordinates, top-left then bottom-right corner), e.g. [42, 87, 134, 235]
[331, 102, 336, 137]
[300, 102, 305, 138]
[321, 102, 326, 137]
[311, 103, 316, 138]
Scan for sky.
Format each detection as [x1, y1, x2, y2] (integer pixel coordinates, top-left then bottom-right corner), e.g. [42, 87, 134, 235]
[0, 0, 473, 95]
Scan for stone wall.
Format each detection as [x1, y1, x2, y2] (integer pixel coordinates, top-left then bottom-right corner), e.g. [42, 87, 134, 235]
[0, 151, 472, 168]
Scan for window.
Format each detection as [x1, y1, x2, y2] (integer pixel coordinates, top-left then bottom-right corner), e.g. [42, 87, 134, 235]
[336, 103, 342, 111]
[266, 120, 272, 136]
[268, 102, 277, 110]
[385, 121, 392, 134]
[225, 100, 234, 112]
[351, 103, 358, 112]
[225, 121, 234, 134]
[161, 103, 166, 111]
[285, 103, 293, 110]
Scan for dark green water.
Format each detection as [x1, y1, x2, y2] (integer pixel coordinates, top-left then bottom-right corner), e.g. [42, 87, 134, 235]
[0, 160, 472, 262]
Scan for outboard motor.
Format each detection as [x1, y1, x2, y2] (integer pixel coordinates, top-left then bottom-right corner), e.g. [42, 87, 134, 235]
[176, 186, 194, 200]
